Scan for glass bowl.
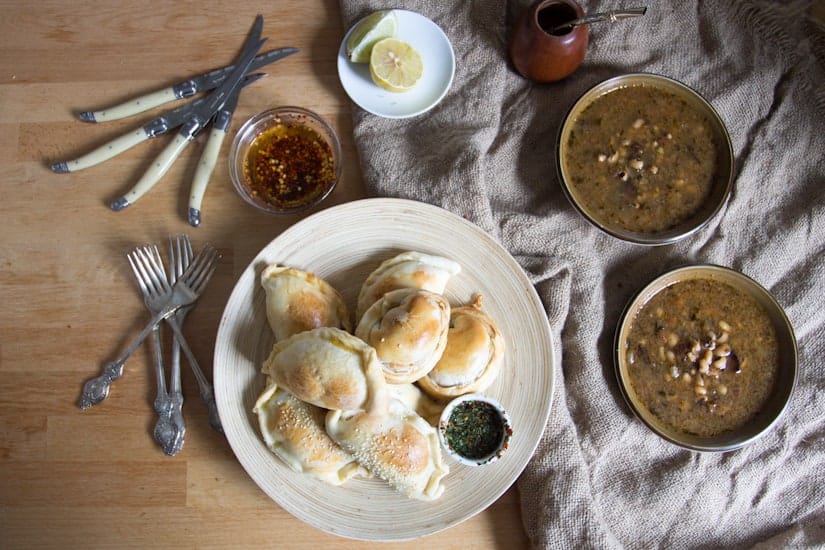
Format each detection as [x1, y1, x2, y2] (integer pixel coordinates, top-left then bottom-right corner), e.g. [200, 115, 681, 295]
[229, 106, 342, 215]
[437, 393, 513, 466]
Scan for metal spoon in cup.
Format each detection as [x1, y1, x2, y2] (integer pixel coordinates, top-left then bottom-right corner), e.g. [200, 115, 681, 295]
[551, 6, 647, 34]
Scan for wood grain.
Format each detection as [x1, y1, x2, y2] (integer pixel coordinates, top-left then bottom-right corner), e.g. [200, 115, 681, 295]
[0, 1, 530, 548]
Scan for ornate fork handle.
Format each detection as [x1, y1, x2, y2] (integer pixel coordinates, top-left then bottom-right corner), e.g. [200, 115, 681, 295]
[150, 326, 185, 456]
[166, 307, 190, 453]
[165, 318, 223, 434]
[165, 390, 186, 455]
[79, 305, 181, 410]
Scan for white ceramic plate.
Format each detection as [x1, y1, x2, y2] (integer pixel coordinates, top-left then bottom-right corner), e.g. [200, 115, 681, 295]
[337, 10, 455, 119]
[214, 198, 556, 541]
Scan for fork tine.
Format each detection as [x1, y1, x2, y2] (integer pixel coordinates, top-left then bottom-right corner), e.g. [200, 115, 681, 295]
[176, 235, 188, 279]
[172, 237, 180, 281]
[190, 261, 217, 295]
[149, 244, 168, 284]
[143, 245, 172, 293]
[179, 244, 218, 292]
[133, 248, 161, 295]
[168, 237, 179, 285]
[184, 235, 193, 262]
[188, 247, 217, 290]
[134, 247, 163, 295]
[127, 253, 150, 297]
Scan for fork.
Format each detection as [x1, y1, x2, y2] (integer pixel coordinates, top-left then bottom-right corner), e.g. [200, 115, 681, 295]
[128, 246, 183, 456]
[79, 243, 217, 410]
[138, 239, 223, 434]
[165, 236, 192, 450]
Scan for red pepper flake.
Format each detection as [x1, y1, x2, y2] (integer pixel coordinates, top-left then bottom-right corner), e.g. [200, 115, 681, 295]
[243, 116, 335, 210]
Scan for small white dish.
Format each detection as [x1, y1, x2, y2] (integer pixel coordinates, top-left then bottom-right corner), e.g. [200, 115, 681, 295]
[438, 393, 513, 467]
[337, 10, 455, 119]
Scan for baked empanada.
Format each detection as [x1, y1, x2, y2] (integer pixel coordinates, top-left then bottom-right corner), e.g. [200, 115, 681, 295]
[418, 297, 505, 399]
[387, 383, 443, 426]
[355, 251, 461, 320]
[260, 264, 351, 342]
[262, 327, 387, 412]
[253, 384, 368, 485]
[326, 398, 449, 500]
[355, 288, 450, 384]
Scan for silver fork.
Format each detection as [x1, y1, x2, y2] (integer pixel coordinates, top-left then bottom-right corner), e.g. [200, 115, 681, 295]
[128, 246, 184, 456]
[138, 239, 223, 434]
[165, 235, 194, 448]
[78, 246, 209, 409]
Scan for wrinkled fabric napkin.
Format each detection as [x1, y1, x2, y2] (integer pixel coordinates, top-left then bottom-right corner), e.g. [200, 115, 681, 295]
[338, 1, 825, 547]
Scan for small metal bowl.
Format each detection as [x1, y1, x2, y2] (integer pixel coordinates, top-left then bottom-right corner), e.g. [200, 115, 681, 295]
[437, 393, 512, 466]
[557, 73, 734, 245]
[229, 106, 341, 215]
[614, 265, 797, 452]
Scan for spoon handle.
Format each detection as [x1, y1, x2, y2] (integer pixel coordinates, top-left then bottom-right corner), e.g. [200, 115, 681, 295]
[553, 7, 647, 32]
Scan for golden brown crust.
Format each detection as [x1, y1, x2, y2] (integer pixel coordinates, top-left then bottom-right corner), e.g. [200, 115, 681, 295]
[355, 251, 461, 320]
[253, 385, 368, 485]
[417, 301, 504, 399]
[355, 288, 450, 385]
[261, 264, 351, 342]
[262, 327, 387, 412]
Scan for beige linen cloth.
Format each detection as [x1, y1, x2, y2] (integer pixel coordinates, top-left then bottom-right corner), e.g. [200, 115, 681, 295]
[339, 1, 825, 547]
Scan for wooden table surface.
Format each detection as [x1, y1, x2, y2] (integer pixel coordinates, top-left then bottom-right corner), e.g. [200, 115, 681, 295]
[0, 1, 528, 548]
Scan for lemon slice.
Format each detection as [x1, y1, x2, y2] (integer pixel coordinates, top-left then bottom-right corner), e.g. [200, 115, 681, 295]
[346, 10, 398, 63]
[369, 38, 424, 93]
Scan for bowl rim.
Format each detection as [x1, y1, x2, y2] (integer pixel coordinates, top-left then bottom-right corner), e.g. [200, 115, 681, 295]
[228, 105, 342, 215]
[437, 392, 513, 466]
[613, 264, 798, 452]
[556, 72, 735, 246]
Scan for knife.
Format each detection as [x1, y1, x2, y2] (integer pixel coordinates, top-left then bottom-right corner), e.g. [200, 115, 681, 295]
[50, 73, 262, 174]
[187, 72, 265, 227]
[78, 47, 298, 123]
[109, 15, 266, 211]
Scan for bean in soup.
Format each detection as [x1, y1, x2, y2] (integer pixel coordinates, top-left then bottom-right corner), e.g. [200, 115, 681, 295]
[564, 85, 718, 233]
[625, 278, 779, 437]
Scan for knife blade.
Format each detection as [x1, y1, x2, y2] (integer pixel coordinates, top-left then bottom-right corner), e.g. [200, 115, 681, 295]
[109, 15, 266, 211]
[187, 73, 265, 227]
[78, 47, 298, 123]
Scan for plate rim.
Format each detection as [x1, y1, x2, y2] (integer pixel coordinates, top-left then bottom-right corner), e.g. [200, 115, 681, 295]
[214, 197, 556, 540]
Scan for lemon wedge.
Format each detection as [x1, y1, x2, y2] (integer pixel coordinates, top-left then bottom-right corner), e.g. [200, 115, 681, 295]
[369, 38, 424, 93]
[346, 10, 398, 63]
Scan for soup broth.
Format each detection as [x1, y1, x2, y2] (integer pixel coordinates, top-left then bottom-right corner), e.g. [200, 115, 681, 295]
[564, 85, 719, 233]
[625, 278, 779, 437]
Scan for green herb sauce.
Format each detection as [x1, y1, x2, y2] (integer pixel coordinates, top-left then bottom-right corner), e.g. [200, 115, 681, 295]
[444, 401, 505, 460]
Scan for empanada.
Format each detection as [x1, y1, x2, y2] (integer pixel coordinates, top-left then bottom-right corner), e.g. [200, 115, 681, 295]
[355, 288, 450, 384]
[326, 398, 449, 500]
[387, 383, 443, 426]
[418, 297, 505, 399]
[262, 327, 387, 412]
[260, 264, 351, 342]
[355, 251, 461, 320]
[253, 384, 368, 485]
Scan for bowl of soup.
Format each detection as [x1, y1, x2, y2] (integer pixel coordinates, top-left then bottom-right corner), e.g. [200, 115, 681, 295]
[614, 265, 797, 452]
[557, 73, 734, 245]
